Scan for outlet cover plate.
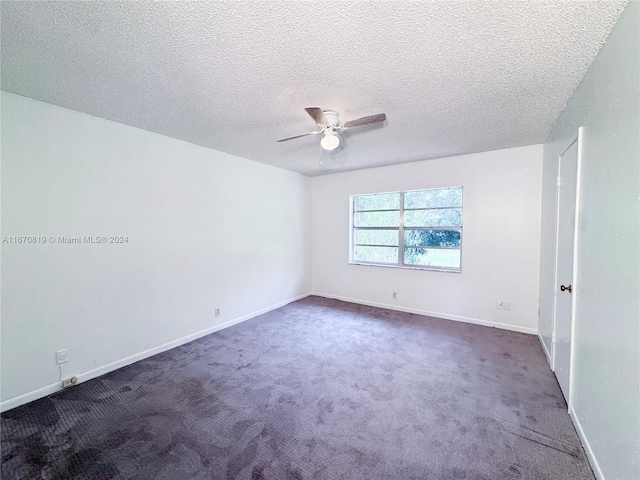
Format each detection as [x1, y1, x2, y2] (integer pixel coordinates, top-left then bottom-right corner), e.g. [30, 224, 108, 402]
[55, 349, 69, 365]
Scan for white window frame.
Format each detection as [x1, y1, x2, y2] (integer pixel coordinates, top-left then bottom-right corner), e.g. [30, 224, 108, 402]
[349, 187, 463, 273]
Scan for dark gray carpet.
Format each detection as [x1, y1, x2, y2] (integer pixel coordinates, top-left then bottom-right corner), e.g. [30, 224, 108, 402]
[1, 296, 593, 479]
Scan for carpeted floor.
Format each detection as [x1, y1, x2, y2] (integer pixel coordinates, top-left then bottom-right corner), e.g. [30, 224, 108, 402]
[1, 296, 593, 480]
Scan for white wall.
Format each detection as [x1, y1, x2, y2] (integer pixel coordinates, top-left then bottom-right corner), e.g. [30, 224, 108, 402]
[0, 92, 311, 409]
[538, 2, 639, 479]
[311, 145, 543, 334]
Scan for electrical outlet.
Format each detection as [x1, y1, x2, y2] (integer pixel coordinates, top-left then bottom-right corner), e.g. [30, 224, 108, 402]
[215, 308, 221, 317]
[62, 376, 77, 388]
[55, 349, 69, 365]
[392, 292, 398, 299]
[496, 301, 504, 310]
[504, 302, 512, 311]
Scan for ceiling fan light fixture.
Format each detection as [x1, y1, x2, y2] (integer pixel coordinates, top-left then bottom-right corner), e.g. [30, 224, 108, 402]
[321, 130, 340, 151]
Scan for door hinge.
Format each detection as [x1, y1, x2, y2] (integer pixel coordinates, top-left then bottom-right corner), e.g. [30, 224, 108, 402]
[556, 176, 562, 187]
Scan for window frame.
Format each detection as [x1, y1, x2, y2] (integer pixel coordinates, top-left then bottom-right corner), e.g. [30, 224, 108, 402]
[349, 187, 463, 273]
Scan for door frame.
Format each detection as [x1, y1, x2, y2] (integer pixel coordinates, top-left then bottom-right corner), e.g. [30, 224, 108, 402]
[551, 127, 584, 411]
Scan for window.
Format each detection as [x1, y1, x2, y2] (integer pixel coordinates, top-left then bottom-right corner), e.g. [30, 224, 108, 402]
[350, 187, 462, 271]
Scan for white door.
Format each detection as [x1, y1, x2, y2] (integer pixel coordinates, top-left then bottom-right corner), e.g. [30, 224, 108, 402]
[553, 134, 581, 403]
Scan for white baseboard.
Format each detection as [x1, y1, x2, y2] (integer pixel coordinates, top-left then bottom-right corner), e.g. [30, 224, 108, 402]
[538, 333, 553, 368]
[569, 404, 604, 480]
[0, 293, 310, 413]
[0, 382, 63, 414]
[309, 292, 537, 335]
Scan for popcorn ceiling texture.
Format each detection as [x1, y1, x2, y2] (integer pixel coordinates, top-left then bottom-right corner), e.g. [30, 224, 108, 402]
[0, 1, 628, 176]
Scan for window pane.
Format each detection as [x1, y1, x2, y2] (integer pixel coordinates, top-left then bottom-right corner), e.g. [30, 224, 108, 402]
[355, 229, 399, 246]
[405, 229, 461, 248]
[404, 208, 462, 227]
[405, 188, 462, 209]
[355, 193, 400, 211]
[404, 248, 461, 268]
[354, 246, 398, 264]
[354, 211, 400, 227]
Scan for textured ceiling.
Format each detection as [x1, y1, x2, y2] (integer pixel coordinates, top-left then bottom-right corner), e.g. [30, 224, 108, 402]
[0, 1, 628, 176]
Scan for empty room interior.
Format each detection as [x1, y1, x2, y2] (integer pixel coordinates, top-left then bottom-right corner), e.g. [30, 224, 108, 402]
[1, 1, 638, 479]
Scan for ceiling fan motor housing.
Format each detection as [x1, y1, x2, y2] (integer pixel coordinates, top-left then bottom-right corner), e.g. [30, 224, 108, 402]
[323, 111, 340, 126]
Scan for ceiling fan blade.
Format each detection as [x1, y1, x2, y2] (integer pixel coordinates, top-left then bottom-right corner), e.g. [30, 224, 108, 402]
[304, 107, 328, 125]
[277, 131, 320, 142]
[342, 113, 386, 129]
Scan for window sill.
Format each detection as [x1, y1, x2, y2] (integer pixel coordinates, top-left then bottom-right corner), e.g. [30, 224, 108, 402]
[349, 261, 462, 273]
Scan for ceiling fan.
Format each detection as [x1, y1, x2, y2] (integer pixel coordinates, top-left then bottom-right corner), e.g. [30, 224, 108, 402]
[277, 107, 386, 151]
